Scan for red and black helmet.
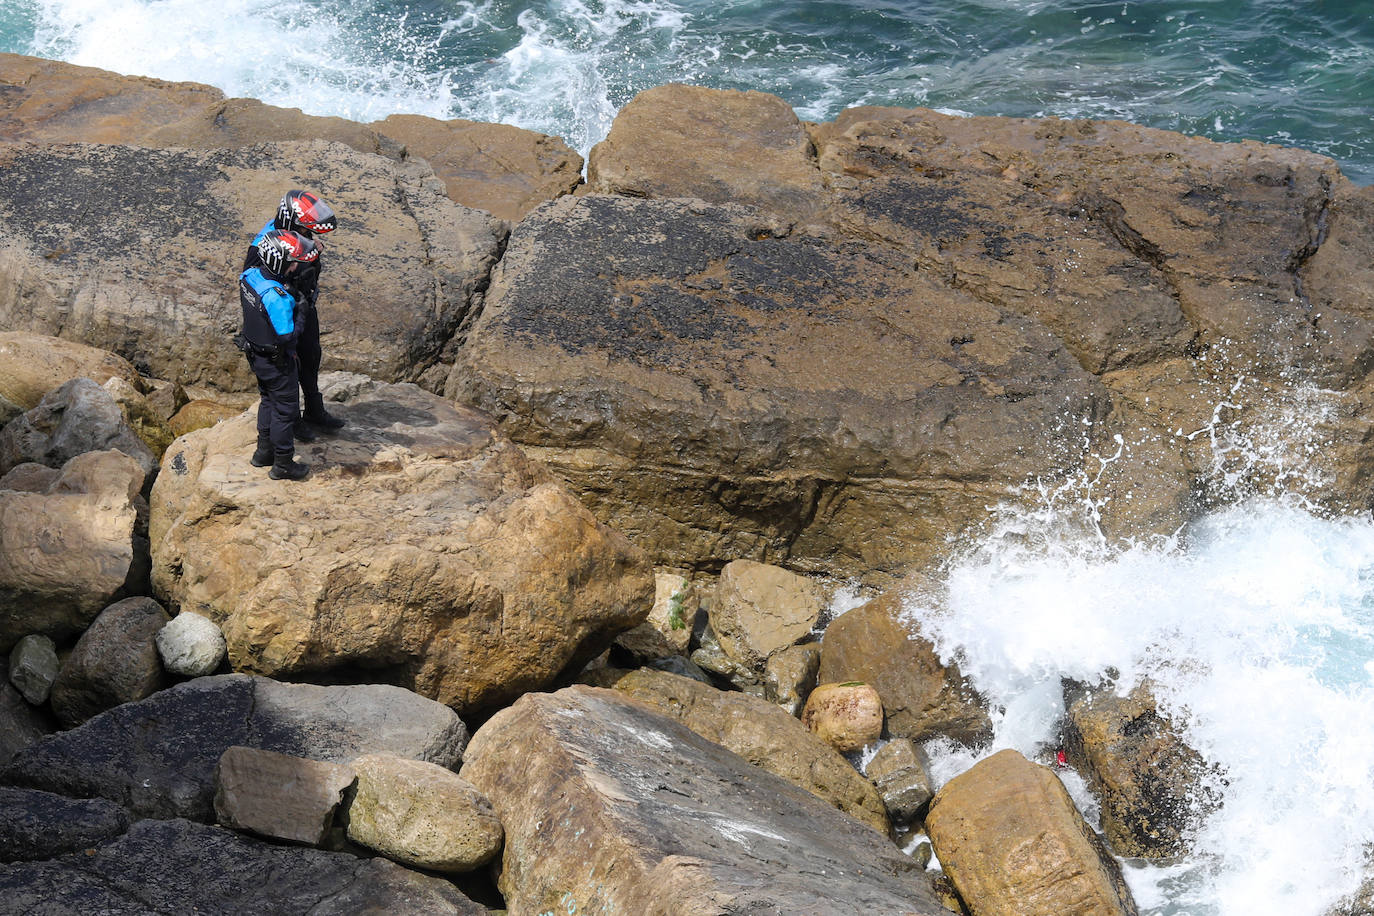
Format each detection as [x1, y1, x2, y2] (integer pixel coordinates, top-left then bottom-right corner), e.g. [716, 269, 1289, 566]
[257, 230, 319, 277]
[275, 190, 337, 237]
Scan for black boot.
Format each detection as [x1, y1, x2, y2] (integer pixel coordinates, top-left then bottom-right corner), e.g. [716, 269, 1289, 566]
[250, 435, 273, 467]
[303, 395, 346, 430]
[293, 416, 317, 442]
[268, 451, 310, 481]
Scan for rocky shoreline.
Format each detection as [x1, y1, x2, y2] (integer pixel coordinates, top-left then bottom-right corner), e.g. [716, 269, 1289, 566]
[3, 52, 1374, 914]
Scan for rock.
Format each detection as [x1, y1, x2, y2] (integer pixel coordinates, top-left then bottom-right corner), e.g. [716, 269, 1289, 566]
[0, 674, 468, 821]
[0, 332, 142, 411]
[101, 376, 175, 460]
[48, 596, 170, 728]
[802, 681, 884, 753]
[614, 570, 696, 662]
[372, 114, 584, 222]
[0, 660, 54, 766]
[155, 611, 226, 677]
[449, 194, 1109, 580]
[0, 394, 19, 427]
[461, 686, 945, 914]
[0, 450, 149, 653]
[1063, 680, 1218, 859]
[0, 378, 156, 480]
[0, 787, 129, 862]
[644, 654, 714, 684]
[607, 667, 890, 833]
[0, 817, 486, 914]
[150, 381, 653, 715]
[764, 641, 821, 716]
[213, 746, 355, 847]
[926, 749, 1139, 916]
[820, 589, 991, 746]
[689, 623, 760, 689]
[0, 463, 59, 493]
[711, 560, 826, 674]
[7, 635, 59, 706]
[166, 399, 244, 438]
[0, 139, 504, 389]
[141, 378, 190, 424]
[866, 738, 935, 825]
[347, 753, 503, 873]
[588, 83, 827, 224]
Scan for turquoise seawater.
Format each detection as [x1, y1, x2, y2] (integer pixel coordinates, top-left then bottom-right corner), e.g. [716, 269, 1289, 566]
[2, 0, 1371, 182]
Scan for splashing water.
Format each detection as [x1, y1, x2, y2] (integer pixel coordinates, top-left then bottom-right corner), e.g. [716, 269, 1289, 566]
[898, 379, 1374, 915]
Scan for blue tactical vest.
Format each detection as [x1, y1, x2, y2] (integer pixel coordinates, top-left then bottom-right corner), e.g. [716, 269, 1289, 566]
[239, 267, 303, 351]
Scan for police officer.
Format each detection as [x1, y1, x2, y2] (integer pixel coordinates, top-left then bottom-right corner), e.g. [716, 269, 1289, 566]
[238, 229, 318, 480]
[243, 190, 343, 441]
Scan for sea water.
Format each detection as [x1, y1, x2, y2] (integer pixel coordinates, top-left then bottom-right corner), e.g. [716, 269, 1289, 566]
[1, 0, 1372, 182]
[5, 1, 1374, 912]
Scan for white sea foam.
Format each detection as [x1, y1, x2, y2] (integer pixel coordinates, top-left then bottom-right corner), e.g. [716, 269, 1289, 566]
[908, 380, 1374, 915]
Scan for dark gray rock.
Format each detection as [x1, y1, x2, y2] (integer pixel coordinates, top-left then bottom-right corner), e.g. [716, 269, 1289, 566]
[0, 378, 155, 480]
[0, 817, 485, 914]
[7, 635, 59, 706]
[1, 674, 469, 821]
[0, 787, 129, 862]
[461, 685, 945, 914]
[0, 660, 55, 767]
[49, 596, 169, 727]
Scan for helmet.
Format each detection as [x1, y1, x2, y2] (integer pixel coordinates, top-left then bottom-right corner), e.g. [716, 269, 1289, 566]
[256, 230, 319, 277]
[275, 190, 337, 236]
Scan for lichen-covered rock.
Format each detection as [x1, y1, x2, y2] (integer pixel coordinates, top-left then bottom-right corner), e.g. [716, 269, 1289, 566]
[48, 596, 170, 727]
[150, 380, 652, 714]
[460, 686, 944, 914]
[347, 753, 503, 873]
[926, 749, 1139, 916]
[0, 450, 149, 653]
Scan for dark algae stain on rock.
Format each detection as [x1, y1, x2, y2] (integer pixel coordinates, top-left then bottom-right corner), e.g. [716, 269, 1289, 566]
[0, 144, 235, 256]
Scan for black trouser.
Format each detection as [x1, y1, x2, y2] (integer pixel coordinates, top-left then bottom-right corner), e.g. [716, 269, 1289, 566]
[297, 304, 323, 413]
[247, 350, 299, 455]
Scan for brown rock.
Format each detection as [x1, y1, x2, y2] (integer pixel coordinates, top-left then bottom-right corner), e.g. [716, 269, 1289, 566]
[820, 589, 991, 746]
[213, 745, 355, 847]
[802, 681, 884, 753]
[764, 641, 821, 716]
[102, 376, 176, 460]
[49, 596, 170, 727]
[613, 569, 697, 662]
[866, 737, 935, 825]
[0, 332, 142, 411]
[150, 381, 652, 715]
[588, 83, 827, 224]
[711, 559, 826, 673]
[461, 686, 945, 914]
[1063, 680, 1218, 859]
[167, 399, 244, 439]
[0, 450, 148, 652]
[608, 667, 889, 832]
[347, 753, 502, 873]
[373, 114, 583, 222]
[926, 749, 1139, 916]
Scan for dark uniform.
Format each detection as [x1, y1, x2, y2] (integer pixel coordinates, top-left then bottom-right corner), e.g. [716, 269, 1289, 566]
[237, 232, 314, 479]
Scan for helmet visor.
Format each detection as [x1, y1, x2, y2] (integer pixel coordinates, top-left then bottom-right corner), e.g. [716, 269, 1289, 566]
[297, 196, 337, 234]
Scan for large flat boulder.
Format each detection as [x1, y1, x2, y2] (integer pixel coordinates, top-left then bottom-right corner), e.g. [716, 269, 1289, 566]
[0, 817, 485, 915]
[0, 139, 503, 389]
[449, 194, 1111, 577]
[150, 380, 652, 714]
[0, 673, 467, 822]
[461, 685, 946, 915]
[0, 450, 149, 652]
[0, 332, 141, 411]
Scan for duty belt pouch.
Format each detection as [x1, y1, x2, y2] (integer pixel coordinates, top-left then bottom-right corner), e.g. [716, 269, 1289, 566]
[231, 333, 253, 355]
